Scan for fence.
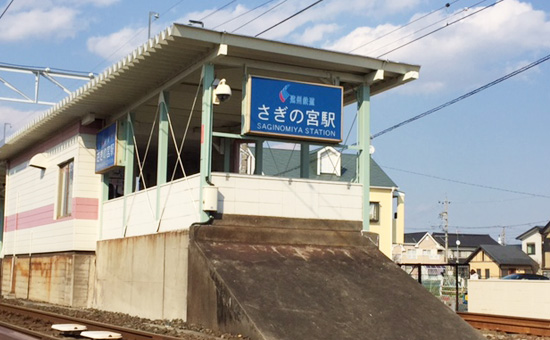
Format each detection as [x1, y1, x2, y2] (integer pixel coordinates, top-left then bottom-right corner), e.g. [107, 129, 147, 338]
[400, 264, 470, 312]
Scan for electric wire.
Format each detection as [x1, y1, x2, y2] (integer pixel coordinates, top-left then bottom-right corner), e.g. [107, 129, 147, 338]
[367, 2, 478, 57]
[372, 52, 550, 139]
[232, 0, 289, 33]
[255, 0, 324, 37]
[348, 0, 460, 54]
[455, 221, 547, 229]
[212, 0, 277, 30]
[377, 0, 500, 58]
[199, 0, 236, 21]
[381, 165, 550, 199]
[0, 0, 14, 20]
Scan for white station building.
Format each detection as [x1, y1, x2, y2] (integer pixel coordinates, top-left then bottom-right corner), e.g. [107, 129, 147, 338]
[0, 24, 420, 319]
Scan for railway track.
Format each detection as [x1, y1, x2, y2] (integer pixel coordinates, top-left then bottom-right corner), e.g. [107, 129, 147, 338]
[0, 303, 222, 340]
[459, 312, 550, 337]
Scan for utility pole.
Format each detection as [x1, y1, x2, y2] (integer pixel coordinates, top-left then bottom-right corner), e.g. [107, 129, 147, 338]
[500, 226, 506, 245]
[439, 198, 450, 263]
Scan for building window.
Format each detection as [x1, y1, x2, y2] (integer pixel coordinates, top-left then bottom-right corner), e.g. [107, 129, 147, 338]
[526, 243, 536, 255]
[407, 249, 416, 259]
[58, 160, 74, 218]
[476, 269, 481, 278]
[370, 202, 380, 222]
[485, 269, 490, 279]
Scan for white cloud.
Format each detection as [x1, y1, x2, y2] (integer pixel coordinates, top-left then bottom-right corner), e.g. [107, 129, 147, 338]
[0, 0, 119, 42]
[296, 24, 340, 45]
[86, 27, 146, 62]
[326, 0, 550, 94]
[0, 7, 80, 42]
[0, 106, 43, 134]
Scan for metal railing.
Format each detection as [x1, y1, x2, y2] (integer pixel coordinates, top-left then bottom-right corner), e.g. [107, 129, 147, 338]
[399, 263, 470, 312]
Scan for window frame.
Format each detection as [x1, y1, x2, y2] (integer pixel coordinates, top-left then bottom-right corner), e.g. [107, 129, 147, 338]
[57, 159, 74, 218]
[369, 202, 380, 223]
[526, 242, 536, 255]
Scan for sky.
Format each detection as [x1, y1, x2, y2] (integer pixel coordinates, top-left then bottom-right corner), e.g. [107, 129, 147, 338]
[1, 0, 550, 244]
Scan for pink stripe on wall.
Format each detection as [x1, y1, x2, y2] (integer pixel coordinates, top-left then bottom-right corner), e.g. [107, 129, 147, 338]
[73, 197, 99, 220]
[3, 197, 98, 232]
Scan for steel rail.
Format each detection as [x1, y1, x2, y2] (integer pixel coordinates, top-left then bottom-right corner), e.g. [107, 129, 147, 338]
[458, 312, 550, 336]
[0, 320, 58, 340]
[0, 303, 222, 340]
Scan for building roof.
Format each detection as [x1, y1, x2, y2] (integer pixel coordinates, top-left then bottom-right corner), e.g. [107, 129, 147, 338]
[404, 232, 428, 244]
[431, 232, 499, 249]
[255, 147, 397, 187]
[0, 24, 420, 161]
[466, 244, 539, 268]
[515, 225, 545, 240]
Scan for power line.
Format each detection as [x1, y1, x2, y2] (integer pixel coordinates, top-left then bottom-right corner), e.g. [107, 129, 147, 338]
[232, 0, 289, 34]
[199, 0, 237, 21]
[255, 0, 324, 37]
[381, 165, 550, 199]
[372, 52, 550, 139]
[450, 220, 548, 229]
[0, 0, 14, 20]
[377, 0, 501, 58]
[212, 0, 277, 30]
[365, 0, 487, 57]
[348, 0, 461, 54]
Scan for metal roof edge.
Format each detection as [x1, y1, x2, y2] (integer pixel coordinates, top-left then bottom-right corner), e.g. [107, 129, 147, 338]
[4, 25, 176, 147]
[171, 24, 421, 75]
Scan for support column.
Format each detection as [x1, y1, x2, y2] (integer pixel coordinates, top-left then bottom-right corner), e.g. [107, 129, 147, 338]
[124, 112, 135, 195]
[300, 143, 310, 178]
[157, 91, 169, 220]
[99, 173, 110, 240]
[223, 139, 231, 173]
[123, 113, 135, 231]
[254, 140, 263, 175]
[357, 84, 370, 232]
[199, 64, 215, 222]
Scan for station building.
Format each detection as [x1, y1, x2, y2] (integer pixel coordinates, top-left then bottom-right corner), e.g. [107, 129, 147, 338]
[0, 24, 483, 340]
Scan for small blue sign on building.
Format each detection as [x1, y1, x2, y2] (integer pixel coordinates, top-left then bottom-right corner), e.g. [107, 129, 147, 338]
[95, 123, 118, 173]
[244, 76, 343, 143]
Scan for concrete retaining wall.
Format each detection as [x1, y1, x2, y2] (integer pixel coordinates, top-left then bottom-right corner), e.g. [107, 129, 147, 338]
[93, 230, 189, 320]
[469, 279, 550, 319]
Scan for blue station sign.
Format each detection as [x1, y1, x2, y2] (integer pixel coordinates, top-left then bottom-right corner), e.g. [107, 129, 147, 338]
[244, 76, 343, 143]
[95, 123, 118, 173]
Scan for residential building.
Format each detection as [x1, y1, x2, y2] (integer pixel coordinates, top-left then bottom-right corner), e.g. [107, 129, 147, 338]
[394, 232, 499, 264]
[465, 244, 539, 279]
[516, 222, 549, 275]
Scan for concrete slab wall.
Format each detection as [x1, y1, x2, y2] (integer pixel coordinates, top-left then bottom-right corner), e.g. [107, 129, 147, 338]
[469, 280, 550, 318]
[0, 253, 94, 307]
[93, 230, 189, 320]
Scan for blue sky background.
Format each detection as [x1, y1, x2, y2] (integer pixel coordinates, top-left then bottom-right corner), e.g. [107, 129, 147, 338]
[1, 0, 549, 243]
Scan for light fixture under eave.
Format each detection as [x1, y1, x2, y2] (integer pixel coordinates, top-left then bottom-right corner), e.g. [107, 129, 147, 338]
[29, 153, 48, 169]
